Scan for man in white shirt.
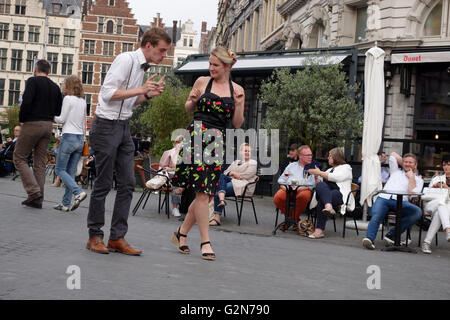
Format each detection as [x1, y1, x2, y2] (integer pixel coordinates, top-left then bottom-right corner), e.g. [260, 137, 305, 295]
[363, 152, 423, 250]
[86, 27, 171, 256]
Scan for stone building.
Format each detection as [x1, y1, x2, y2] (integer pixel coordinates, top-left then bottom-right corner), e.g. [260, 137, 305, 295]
[79, 0, 139, 119]
[211, 0, 449, 173]
[173, 19, 200, 67]
[0, 0, 82, 112]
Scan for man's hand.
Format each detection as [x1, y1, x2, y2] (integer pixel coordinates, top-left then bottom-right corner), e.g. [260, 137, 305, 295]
[405, 169, 414, 179]
[143, 74, 166, 98]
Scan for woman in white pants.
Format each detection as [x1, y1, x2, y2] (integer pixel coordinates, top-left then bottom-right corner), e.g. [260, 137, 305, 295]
[421, 155, 450, 254]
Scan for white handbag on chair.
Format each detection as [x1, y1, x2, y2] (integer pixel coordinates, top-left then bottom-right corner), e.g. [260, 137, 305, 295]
[146, 170, 170, 189]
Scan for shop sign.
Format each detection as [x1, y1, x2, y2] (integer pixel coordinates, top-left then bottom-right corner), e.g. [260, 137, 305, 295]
[391, 51, 450, 64]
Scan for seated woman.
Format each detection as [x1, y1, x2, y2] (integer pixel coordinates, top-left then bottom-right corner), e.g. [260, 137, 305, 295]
[159, 135, 184, 217]
[421, 155, 450, 254]
[210, 143, 257, 226]
[307, 147, 354, 239]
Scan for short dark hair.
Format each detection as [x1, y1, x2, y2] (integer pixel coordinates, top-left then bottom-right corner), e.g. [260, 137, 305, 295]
[141, 27, 172, 47]
[442, 154, 450, 163]
[35, 59, 51, 74]
[289, 143, 299, 151]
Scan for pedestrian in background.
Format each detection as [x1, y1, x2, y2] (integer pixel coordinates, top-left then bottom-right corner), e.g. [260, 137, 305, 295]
[53, 75, 87, 212]
[13, 59, 63, 209]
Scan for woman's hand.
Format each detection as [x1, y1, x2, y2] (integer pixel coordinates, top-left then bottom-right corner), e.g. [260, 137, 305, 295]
[230, 172, 242, 180]
[307, 166, 321, 176]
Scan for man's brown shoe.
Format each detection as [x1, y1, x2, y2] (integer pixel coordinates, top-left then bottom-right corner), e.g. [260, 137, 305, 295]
[86, 237, 109, 254]
[107, 238, 142, 256]
[22, 193, 43, 209]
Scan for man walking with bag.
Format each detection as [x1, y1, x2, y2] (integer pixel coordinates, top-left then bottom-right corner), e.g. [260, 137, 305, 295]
[14, 60, 63, 208]
[86, 27, 171, 256]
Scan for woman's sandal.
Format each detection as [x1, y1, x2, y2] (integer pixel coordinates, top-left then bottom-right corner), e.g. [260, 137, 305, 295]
[200, 241, 215, 261]
[217, 200, 227, 207]
[171, 228, 190, 254]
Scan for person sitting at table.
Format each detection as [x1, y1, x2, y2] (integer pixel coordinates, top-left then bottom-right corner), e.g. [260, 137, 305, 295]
[211, 143, 258, 226]
[279, 143, 299, 175]
[362, 152, 424, 250]
[358, 151, 389, 185]
[274, 145, 316, 231]
[159, 135, 184, 217]
[421, 154, 450, 254]
[307, 147, 354, 238]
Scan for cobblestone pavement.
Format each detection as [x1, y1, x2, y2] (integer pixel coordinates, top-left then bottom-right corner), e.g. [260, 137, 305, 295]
[0, 175, 449, 300]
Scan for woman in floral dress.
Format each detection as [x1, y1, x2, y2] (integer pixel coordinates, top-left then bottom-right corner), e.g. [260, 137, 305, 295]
[171, 47, 245, 260]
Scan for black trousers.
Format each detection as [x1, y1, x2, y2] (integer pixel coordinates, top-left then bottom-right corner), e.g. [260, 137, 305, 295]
[87, 118, 135, 240]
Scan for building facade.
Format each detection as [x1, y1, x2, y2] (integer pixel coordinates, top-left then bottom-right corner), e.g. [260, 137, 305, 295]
[79, 0, 139, 119]
[173, 19, 200, 67]
[0, 0, 82, 113]
[214, 0, 450, 173]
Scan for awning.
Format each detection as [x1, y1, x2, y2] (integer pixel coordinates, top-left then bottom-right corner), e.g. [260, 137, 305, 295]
[391, 51, 450, 64]
[175, 54, 350, 74]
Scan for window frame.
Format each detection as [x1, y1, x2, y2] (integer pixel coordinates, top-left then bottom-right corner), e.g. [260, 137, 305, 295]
[8, 79, 21, 106]
[82, 62, 94, 84]
[10, 49, 22, 71]
[61, 54, 73, 75]
[48, 27, 60, 45]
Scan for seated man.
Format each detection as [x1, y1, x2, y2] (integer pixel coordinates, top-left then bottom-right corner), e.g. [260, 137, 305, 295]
[274, 145, 316, 230]
[0, 126, 21, 176]
[358, 151, 390, 185]
[279, 143, 299, 175]
[362, 152, 423, 250]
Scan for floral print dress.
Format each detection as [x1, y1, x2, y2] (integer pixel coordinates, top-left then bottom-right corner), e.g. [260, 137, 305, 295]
[171, 77, 235, 195]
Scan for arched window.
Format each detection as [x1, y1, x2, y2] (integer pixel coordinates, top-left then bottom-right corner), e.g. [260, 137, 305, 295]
[310, 22, 327, 48]
[424, 0, 443, 36]
[106, 20, 114, 34]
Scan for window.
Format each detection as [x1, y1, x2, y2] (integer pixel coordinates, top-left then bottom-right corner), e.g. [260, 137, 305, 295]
[84, 40, 95, 54]
[63, 29, 75, 46]
[424, 1, 443, 36]
[183, 37, 187, 47]
[47, 53, 58, 74]
[117, 18, 122, 34]
[122, 42, 133, 52]
[109, 0, 115, 6]
[52, 3, 62, 14]
[13, 24, 24, 41]
[98, 17, 104, 33]
[62, 54, 73, 75]
[0, 79, 5, 105]
[28, 25, 40, 43]
[310, 22, 327, 48]
[85, 94, 91, 116]
[82, 62, 93, 84]
[189, 38, 193, 47]
[14, 0, 25, 15]
[48, 27, 60, 45]
[26, 51, 38, 72]
[8, 79, 20, 106]
[103, 41, 114, 56]
[0, 0, 11, 14]
[0, 48, 6, 70]
[11, 49, 22, 71]
[355, 6, 368, 42]
[0, 23, 9, 40]
[101, 64, 111, 84]
[106, 21, 114, 34]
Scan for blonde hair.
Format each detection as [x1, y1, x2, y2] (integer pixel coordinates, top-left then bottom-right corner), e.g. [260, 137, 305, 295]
[63, 75, 84, 98]
[173, 135, 184, 146]
[211, 46, 237, 66]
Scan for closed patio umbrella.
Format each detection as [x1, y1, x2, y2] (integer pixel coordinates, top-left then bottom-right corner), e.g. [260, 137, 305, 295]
[359, 46, 386, 221]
